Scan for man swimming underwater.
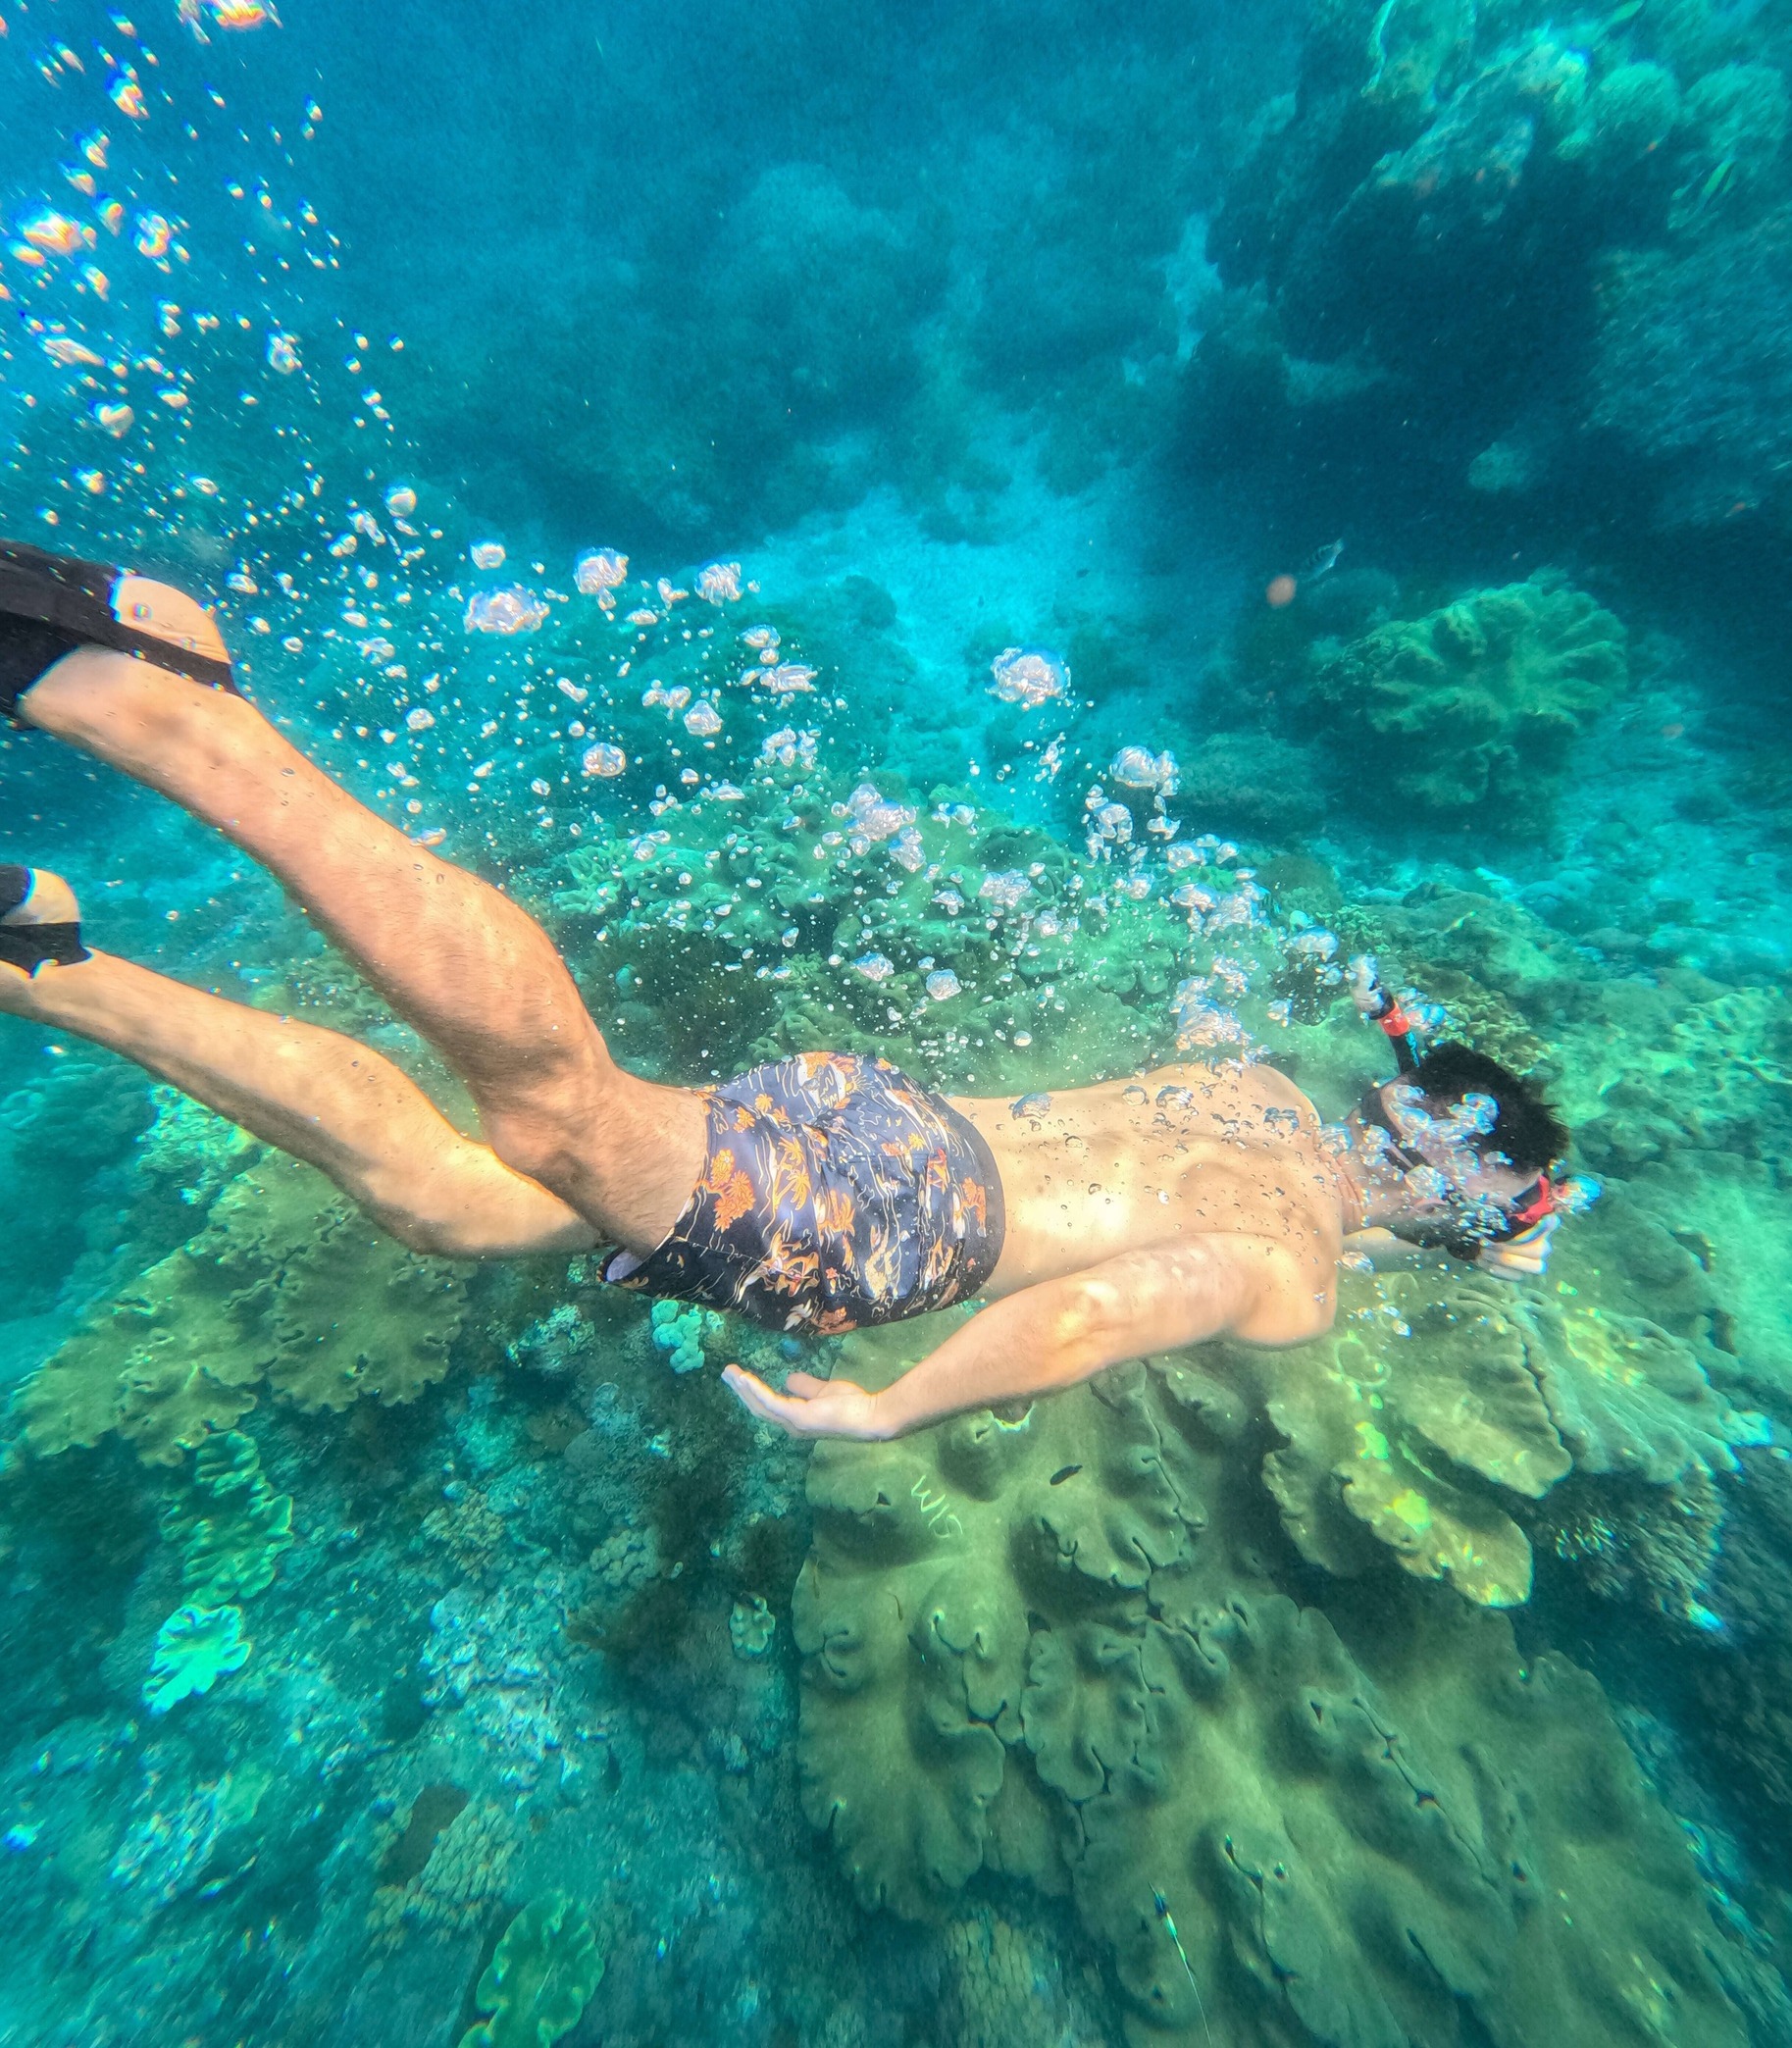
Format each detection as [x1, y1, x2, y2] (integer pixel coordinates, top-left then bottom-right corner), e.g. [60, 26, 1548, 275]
[0, 543, 1568, 1442]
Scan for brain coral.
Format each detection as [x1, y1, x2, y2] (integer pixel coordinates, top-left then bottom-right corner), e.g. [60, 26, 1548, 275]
[18, 1153, 467, 1465]
[1301, 572, 1627, 830]
[794, 1325, 1745, 2045]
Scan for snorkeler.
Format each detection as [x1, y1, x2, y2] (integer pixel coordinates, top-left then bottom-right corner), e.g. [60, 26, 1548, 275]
[0, 544, 1567, 1443]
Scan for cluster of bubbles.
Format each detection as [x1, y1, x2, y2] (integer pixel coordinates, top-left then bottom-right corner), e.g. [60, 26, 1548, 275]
[989, 646, 1068, 708]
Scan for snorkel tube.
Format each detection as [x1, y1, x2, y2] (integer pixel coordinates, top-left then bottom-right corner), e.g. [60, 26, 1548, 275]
[1348, 954, 1421, 1074]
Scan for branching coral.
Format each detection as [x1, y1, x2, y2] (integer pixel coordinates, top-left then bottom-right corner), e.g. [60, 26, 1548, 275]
[794, 1325, 1745, 2044]
[17, 1153, 468, 1465]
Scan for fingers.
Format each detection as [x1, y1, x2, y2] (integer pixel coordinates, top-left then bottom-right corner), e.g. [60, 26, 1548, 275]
[783, 1370, 830, 1395]
[722, 1362, 815, 1437]
[1477, 1242, 1549, 1280]
[716, 1367, 794, 1433]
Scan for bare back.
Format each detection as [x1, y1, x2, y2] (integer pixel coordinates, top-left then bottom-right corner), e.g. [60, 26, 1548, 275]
[954, 1059, 1348, 1319]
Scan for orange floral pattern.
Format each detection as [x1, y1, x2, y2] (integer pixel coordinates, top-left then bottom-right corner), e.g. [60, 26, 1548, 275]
[602, 1052, 1005, 1333]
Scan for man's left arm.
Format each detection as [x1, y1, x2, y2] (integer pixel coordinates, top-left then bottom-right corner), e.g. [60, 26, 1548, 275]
[722, 1235, 1331, 1441]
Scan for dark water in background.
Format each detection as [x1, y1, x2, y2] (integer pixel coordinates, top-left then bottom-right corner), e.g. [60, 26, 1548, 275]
[3, 1, 1792, 2043]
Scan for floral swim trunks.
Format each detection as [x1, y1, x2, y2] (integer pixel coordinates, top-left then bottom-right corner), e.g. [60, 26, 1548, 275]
[601, 1051, 1006, 1334]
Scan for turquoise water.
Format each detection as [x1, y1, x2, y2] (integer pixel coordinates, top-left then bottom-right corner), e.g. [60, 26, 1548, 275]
[2, 1, 1792, 2042]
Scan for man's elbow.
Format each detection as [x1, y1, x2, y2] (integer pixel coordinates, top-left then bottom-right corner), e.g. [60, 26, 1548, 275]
[1049, 1274, 1144, 1372]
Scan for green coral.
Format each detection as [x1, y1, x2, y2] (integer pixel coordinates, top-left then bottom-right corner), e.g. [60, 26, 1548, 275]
[1669, 62, 1789, 228]
[160, 1430, 294, 1607]
[1362, 0, 1475, 109]
[457, 1892, 604, 2048]
[729, 1593, 776, 1658]
[18, 1152, 468, 1465]
[649, 1298, 724, 1374]
[794, 1325, 1745, 2044]
[1303, 573, 1628, 830]
[1236, 1272, 1759, 1607]
[144, 1603, 250, 1715]
[1557, 60, 1682, 169]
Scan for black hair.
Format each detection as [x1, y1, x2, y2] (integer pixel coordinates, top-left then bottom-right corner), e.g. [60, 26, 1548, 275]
[1408, 1042, 1568, 1175]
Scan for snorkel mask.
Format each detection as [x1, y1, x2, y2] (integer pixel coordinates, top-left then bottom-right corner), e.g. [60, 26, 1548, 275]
[1354, 1080, 1569, 1261]
[1348, 954, 1595, 1262]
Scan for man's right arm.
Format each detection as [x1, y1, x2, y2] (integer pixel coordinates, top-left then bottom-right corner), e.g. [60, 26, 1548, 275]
[723, 1233, 1333, 1441]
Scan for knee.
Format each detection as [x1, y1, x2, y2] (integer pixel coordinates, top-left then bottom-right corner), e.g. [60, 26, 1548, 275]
[483, 1095, 607, 1199]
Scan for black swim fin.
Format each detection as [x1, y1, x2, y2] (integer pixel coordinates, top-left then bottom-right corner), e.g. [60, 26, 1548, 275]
[0, 866, 90, 973]
[0, 540, 236, 726]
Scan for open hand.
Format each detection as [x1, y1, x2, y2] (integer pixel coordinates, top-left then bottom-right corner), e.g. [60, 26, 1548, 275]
[1476, 1215, 1559, 1282]
[721, 1364, 888, 1440]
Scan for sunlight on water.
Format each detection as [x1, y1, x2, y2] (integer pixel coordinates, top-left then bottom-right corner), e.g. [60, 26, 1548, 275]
[0, 2, 1789, 2045]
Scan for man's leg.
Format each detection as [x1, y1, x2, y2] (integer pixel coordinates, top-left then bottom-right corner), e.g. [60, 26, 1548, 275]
[0, 942, 595, 1259]
[18, 644, 704, 1251]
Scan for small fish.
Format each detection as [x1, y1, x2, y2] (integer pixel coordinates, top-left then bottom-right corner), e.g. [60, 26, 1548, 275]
[1698, 156, 1735, 206]
[1152, 1889, 1215, 2048]
[1298, 539, 1343, 582]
